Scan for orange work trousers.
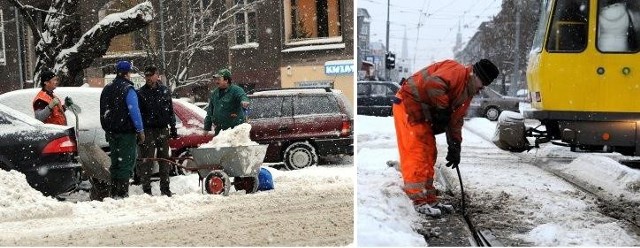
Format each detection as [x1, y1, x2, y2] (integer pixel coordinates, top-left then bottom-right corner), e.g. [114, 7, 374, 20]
[392, 96, 438, 205]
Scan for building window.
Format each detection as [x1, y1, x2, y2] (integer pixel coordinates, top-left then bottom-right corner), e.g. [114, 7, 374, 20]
[284, 0, 342, 43]
[0, 10, 5, 66]
[234, 0, 257, 45]
[191, 0, 213, 37]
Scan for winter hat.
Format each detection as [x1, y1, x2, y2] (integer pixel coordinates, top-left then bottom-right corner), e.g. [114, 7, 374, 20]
[40, 69, 56, 84]
[39, 69, 57, 88]
[213, 69, 232, 79]
[473, 59, 499, 86]
[115, 60, 132, 73]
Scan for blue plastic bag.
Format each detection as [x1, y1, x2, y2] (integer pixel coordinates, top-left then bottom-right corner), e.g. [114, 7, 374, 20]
[258, 167, 274, 191]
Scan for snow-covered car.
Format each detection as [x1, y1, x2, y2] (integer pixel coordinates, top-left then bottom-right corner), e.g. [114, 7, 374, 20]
[0, 87, 213, 164]
[247, 88, 354, 170]
[0, 103, 80, 196]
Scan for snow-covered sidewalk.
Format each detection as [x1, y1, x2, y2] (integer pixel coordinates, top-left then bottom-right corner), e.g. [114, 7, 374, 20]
[0, 164, 354, 246]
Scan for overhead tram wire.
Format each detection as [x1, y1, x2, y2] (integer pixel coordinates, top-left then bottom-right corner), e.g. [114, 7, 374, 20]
[412, 0, 431, 71]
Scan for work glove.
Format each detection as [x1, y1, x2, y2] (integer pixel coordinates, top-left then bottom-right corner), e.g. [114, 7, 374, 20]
[48, 98, 60, 109]
[431, 108, 451, 134]
[64, 96, 74, 107]
[445, 142, 461, 169]
[170, 126, 178, 139]
[136, 131, 145, 145]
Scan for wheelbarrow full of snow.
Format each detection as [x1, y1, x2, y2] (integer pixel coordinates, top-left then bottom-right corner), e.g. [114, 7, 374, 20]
[184, 144, 268, 196]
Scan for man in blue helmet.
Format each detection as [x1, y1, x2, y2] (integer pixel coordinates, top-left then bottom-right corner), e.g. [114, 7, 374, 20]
[100, 60, 145, 199]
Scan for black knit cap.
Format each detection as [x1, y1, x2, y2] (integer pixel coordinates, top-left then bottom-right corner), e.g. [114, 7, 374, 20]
[40, 69, 56, 84]
[473, 59, 499, 86]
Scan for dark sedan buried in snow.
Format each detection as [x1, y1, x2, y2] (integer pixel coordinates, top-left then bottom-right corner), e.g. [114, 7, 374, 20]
[0, 104, 81, 196]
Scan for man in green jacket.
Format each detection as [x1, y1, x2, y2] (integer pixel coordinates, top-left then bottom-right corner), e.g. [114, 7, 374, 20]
[203, 69, 250, 135]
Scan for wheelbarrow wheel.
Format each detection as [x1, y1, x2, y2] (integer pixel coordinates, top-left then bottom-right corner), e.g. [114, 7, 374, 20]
[204, 171, 230, 196]
[233, 176, 259, 194]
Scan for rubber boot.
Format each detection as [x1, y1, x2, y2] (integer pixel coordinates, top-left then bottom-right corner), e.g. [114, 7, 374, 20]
[160, 186, 172, 197]
[119, 179, 130, 198]
[110, 178, 122, 200]
[143, 187, 152, 196]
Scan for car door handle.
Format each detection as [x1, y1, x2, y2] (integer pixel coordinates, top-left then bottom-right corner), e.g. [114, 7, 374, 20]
[278, 126, 288, 132]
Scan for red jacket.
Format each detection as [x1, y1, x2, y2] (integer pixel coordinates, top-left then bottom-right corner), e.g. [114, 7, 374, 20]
[397, 60, 477, 143]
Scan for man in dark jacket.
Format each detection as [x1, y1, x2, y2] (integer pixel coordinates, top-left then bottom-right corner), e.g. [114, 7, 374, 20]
[100, 60, 145, 199]
[137, 66, 178, 197]
[203, 69, 250, 135]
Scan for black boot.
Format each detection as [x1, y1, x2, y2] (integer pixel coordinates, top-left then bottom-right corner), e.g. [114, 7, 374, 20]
[160, 187, 172, 197]
[119, 179, 130, 198]
[143, 187, 152, 195]
[110, 178, 130, 199]
[110, 179, 119, 199]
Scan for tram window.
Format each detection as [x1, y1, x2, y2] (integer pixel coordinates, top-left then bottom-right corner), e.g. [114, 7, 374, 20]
[597, 0, 640, 52]
[546, 0, 589, 52]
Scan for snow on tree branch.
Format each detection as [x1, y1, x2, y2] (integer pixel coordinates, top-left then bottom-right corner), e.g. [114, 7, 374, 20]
[53, 1, 154, 81]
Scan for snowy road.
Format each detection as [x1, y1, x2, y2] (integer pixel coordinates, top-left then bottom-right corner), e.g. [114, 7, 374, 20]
[0, 163, 354, 246]
[357, 115, 640, 246]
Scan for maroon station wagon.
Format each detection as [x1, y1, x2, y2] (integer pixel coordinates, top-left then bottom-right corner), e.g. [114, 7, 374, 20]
[246, 88, 354, 170]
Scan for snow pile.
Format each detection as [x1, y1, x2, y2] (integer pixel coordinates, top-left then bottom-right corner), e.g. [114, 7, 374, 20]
[200, 123, 258, 148]
[558, 155, 640, 201]
[355, 115, 427, 246]
[0, 170, 72, 222]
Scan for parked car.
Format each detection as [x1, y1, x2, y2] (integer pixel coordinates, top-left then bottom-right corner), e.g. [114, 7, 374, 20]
[0, 87, 214, 175]
[357, 81, 400, 116]
[0, 103, 81, 196]
[247, 88, 354, 170]
[467, 88, 521, 121]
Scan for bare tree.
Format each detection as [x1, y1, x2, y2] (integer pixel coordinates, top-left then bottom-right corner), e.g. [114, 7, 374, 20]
[142, 0, 264, 88]
[5, 0, 154, 86]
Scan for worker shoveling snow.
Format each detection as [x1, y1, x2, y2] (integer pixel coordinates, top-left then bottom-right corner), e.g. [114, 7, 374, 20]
[200, 123, 258, 148]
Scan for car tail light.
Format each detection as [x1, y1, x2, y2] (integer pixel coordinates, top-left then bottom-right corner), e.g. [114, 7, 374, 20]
[42, 136, 77, 154]
[340, 120, 352, 137]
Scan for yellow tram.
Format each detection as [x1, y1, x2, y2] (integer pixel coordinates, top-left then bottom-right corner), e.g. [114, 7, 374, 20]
[524, 0, 640, 155]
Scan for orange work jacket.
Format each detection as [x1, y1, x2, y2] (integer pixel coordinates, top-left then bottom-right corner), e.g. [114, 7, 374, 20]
[33, 90, 67, 125]
[397, 60, 477, 143]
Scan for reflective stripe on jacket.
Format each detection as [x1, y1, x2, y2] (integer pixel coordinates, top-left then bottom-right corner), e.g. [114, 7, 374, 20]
[396, 60, 476, 143]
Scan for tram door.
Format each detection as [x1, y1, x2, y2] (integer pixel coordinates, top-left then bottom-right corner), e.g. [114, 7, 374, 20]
[544, 0, 594, 112]
[594, 0, 640, 112]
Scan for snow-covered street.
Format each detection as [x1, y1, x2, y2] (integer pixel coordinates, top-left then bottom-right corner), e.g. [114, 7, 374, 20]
[356, 115, 640, 246]
[0, 162, 354, 246]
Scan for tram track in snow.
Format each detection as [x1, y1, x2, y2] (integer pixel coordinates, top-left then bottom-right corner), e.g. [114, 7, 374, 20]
[464, 124, 640, 234]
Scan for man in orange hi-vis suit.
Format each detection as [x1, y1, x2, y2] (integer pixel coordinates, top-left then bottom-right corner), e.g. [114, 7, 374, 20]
[393, 59, 499, 216]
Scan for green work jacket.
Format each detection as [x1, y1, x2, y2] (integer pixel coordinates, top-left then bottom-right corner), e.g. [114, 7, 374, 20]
[204, 84, 249, 134]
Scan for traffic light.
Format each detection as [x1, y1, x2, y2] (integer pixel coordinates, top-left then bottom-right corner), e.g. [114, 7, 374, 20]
[385, 52, 396, 69]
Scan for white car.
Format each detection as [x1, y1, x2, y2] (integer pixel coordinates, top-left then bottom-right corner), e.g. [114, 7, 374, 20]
[0, 87, 213, 154]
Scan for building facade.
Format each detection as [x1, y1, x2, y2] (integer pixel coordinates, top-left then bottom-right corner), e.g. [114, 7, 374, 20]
[0, 0, 354, 103]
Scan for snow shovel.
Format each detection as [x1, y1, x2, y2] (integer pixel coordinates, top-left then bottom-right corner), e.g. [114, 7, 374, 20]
[77, 143, 112, 201]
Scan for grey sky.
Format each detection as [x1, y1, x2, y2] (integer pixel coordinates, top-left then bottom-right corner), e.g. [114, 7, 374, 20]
[359, 0, 503, 71]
